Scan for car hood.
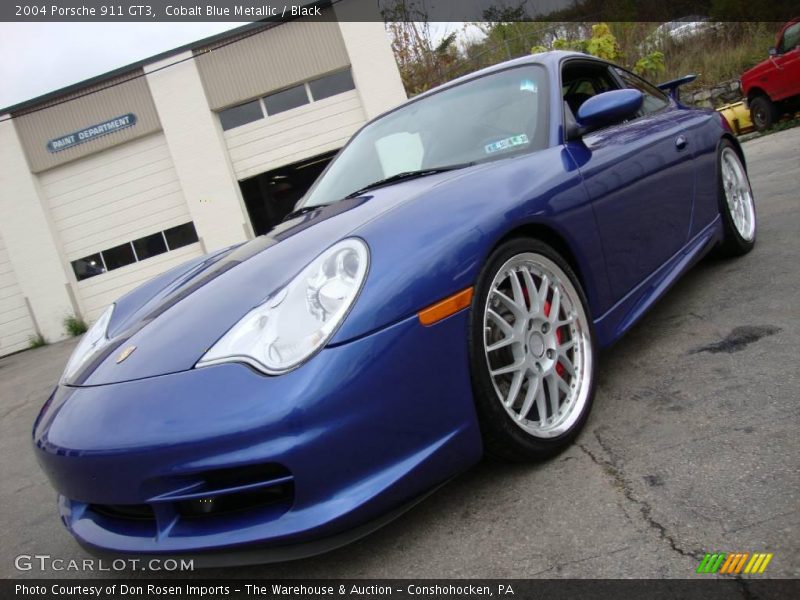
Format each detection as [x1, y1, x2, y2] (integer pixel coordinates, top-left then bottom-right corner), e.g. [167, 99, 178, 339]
[741, 59, 772, 83]
[71, 169, 477, 387]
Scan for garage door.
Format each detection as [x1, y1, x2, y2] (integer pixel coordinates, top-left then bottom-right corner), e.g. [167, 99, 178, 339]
[0, 231, 37, 357]
[39, 133, 203, 322]
[225, 89, 366, 180]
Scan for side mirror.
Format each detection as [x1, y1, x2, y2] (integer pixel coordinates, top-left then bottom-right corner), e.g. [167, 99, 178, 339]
[575, 89, 644, 132]
[768, 47, 778, 56]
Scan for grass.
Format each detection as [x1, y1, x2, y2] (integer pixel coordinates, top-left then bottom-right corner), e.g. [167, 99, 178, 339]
[28, 333, 48, 349]
[63, 314, 88, 337]
[765, 116, 800, 134]
[656, 23, 776, 92]
[604, 22, 776, 91]
[395, 22, 780, 100]
[741, 115, 800, 142]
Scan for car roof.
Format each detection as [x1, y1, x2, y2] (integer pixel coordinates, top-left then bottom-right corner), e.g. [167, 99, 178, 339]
[410, 50, 587, 102]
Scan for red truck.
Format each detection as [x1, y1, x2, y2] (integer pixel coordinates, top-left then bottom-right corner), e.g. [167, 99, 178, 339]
[741, 19, 800, 130]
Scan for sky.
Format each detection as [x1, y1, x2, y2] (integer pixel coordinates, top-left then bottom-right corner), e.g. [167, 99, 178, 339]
[0, 20, 471, 111]
[0, 22, 248, 109]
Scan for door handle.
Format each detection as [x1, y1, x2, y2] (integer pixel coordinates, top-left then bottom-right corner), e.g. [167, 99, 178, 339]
[675, 135, 688, 150]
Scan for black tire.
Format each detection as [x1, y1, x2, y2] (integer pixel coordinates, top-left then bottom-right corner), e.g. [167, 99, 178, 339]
[749, 95, 777, 131]
[467, 238, 597, 462]
[717, 140, 756, 257]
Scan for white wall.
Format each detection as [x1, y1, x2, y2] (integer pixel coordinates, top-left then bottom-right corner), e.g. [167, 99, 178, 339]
[225, 90, 367, 180]
[76, 244, 202, 322]
[334, 2, 408, 119]
[0, 14, 407, 350]
[0, 230, 38, 356]
[36, 132, 202, 322]
[39, 133, 191, 261]
[145, 51, 251, 251]
[0, 116, 75, 345]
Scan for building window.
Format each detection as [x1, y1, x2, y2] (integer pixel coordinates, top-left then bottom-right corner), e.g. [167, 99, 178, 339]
[102, 242, 136, 270]
[71, 222, 199, 282]
[219, 99, 264, 131]
[309, 70, 355, 101]
[164, 222, 199, 250]
[133, 231, 167, 260]
[218, 68, 356, 131]
[263, 84, 310, 116]
[71, 254, 106, 282]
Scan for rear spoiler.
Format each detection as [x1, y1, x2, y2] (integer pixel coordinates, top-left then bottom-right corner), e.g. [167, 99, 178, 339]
[657, 74, 698, 101]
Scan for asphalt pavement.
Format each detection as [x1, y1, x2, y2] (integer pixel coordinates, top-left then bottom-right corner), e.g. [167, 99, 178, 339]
[1, 127, 798, 580]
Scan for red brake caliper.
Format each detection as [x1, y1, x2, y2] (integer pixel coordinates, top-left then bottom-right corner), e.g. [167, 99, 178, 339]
[544, 300, 566, 379]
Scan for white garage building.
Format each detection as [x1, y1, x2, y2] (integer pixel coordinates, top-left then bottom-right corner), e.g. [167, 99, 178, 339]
[0, 1, 406, 356]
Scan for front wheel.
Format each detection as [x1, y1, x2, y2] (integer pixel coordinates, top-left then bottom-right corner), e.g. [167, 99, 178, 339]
[468, 238, 596, 462]
[717, 141, 756, 257]
[749, 95, 777, 131]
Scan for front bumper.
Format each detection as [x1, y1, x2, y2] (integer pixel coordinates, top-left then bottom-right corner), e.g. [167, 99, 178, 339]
[33, 311, 482, 557]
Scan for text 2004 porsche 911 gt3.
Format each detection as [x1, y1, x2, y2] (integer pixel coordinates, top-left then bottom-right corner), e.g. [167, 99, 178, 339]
[33, 51, 756, 563]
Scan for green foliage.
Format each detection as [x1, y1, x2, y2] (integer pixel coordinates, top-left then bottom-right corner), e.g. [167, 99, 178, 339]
[533, 22, 621, 60]
[634, 51, 666, 79]
[384, 5, 777, 101]
[28, 333, 47, 349]
[760, 115, 800, 136]
[63, 315, 88, 337]
[658, 22, 776, 93]
[482, 21, 553, 60]
[434, 31, 458, 55]
[382, 1, 460, 95]
[552, 37, 586, 52]
[584, 23, 623, 61]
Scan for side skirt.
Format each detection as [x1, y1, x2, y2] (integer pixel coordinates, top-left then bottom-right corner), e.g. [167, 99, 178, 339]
[593, 217, 723, 348]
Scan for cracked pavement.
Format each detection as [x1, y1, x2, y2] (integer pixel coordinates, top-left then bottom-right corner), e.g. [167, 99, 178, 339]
[1, 128, 798, 579]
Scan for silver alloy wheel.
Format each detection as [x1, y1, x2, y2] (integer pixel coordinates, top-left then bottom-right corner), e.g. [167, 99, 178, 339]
[482, 253, 592, 439]
[721, 147, 756, 241]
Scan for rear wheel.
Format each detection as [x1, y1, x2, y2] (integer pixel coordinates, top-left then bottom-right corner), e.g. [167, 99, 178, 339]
[749, 95, 777, 131]
[468, 238, 596, 461]
[717, 141, 756, 257]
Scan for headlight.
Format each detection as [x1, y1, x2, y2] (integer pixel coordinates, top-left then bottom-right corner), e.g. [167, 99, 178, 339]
[62, 304, 114, 381]
[197, 238, 369, 374]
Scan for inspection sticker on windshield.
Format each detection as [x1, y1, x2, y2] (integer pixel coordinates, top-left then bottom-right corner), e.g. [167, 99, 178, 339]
[485, 134, 530, 155]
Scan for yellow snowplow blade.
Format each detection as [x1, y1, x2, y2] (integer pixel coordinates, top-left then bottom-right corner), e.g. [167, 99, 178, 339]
[717, 101, 753, 135]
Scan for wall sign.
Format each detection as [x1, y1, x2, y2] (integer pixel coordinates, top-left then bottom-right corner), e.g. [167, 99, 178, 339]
[46, 113, 137, 153]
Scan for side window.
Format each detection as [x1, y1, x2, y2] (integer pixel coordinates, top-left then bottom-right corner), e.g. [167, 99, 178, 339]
[779, 22, 800, 53]
[613, 67, 670, 115]
[561, 62, 620, 115]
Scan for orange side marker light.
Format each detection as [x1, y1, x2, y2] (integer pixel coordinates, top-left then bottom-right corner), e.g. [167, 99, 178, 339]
[418, 287, 474, 326]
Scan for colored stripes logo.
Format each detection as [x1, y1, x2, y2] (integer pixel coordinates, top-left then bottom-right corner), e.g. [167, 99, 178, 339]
[696, 552, 773, 574]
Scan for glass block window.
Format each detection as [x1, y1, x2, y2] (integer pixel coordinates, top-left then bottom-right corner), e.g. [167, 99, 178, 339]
[263, 84, 310, 116]
[219, 100, 264, 131]
[102, 242, 136, 271]
[71, 222, 199, 281]
[309, 69, 355, 101]
[164, 222, 199, 250]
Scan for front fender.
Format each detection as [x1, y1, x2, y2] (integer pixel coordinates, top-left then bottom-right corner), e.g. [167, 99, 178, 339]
[332, 147, 610, 344]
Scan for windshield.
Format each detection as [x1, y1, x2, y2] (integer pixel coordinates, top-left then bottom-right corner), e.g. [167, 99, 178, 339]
[301, 64, 549, 207]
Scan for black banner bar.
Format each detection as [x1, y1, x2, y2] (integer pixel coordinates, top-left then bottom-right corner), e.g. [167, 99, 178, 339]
[1, 0, 798, 23]
[5, 579, 800, 600]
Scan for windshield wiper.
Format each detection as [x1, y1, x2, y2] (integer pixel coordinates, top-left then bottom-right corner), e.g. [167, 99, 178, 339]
[282, 202, 334, 222]
[285, 163, 475, 220]
[344, 163, 475, 199]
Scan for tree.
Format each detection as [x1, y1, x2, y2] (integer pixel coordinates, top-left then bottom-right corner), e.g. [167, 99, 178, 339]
[382, 0, 460, 95]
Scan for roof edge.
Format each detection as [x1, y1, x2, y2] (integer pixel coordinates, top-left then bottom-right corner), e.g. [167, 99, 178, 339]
[1, 13, 308, 115]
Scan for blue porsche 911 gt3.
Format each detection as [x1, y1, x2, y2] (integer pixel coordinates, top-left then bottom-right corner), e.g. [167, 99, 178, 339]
[33, 51, 756, 563]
